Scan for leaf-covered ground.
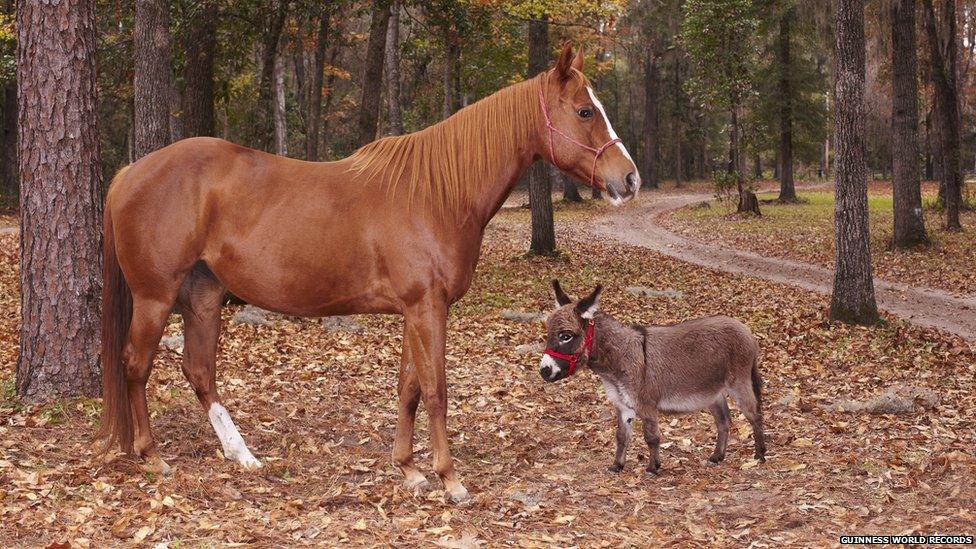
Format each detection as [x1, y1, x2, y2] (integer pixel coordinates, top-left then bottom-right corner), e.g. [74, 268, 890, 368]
[1, 199, 975, 547]
[663, 182, 976, 296]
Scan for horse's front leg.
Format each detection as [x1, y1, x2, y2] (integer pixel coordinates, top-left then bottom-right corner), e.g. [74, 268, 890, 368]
[403, 296, 469, 503]
[392, 335, 429, 492]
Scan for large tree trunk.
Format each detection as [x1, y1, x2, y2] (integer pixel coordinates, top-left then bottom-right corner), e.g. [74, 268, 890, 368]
[642, 54, 659, 188]
[921, 0, 963, 230]
[273, 47, 288, 156]
[829, 0, 879, 325]
[1, 79, 16, 204]
[890, 0, 929, 248]
[356, 0, 391, 147]
[133, 0, 172, 158]
[182, 0, 218, 138]
[527, 15, 556, 255]
[777, 7, 797, 202]
[256, 0, 288, 151]
[16, 0, 102, 400]
[384, 0, 404, 136]
[306, 8, 333, 159]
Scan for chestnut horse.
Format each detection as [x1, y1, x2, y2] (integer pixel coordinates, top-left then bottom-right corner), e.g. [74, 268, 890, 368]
[94, 45, 639, 502]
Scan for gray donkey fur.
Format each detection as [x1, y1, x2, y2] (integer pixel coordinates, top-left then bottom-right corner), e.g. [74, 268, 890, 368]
[539, 281, 766, 473]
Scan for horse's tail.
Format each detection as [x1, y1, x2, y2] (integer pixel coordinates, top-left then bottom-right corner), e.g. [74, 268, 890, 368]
[93, 167, 134, 457]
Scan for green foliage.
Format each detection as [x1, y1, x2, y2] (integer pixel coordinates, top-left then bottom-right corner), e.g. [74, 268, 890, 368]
[0, 12, 14, 84]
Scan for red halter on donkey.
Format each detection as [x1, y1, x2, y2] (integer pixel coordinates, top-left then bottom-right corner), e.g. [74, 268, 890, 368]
[93, 44, 638, 503]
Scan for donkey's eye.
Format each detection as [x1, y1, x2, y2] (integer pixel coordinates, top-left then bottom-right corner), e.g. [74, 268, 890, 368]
[558, 332, 575, 343]
[577, 107, 594, 119]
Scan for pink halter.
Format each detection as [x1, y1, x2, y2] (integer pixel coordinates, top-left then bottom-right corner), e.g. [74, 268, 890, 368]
[538, 72, 622, 189]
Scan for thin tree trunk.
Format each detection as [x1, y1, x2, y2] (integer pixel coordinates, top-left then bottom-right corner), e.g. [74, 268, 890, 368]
[1, 80, 16, 204]
[527, 15, 556, 255]
[384, 0, 403, 135]
[134, 0, 172, 158]
[642, 54, 659, 188]
[306, 8, 332, 159]
[442, 28, 461, 119]
[924, 109, 934, 179]
[182, 1, 218, 137]
[257, 0, 288, 151]
[922, 0, 963, 230]
[561, 168, 583, 202]
[778, 7, 797, 202]
[891, 0, 929, 248]
[829, 0, 879, 325]
[16, 0, 103, 399]
[273, 47, 288, 156]
[356, 0, 391, 147]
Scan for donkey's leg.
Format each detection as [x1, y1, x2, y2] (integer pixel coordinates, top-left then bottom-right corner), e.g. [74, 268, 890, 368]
[642, 412, 662, 474]
[729, 378, 766, 462]
[178, 274, 261, 469]
[708, 399, 732, 464]
[403, 297, 468, 503]
[392, 336, 429, 491]
[124, 296, 175, 474]
[608, 410, 633, 472]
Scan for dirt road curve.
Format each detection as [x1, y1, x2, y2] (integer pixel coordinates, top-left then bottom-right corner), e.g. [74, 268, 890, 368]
[592, 191, 976, 342]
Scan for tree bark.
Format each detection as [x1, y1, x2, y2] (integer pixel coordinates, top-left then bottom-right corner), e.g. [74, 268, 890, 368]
[256, 0, 288, 151]
[560, 168, 583, 202]
[1, 80, 16, 204]
[642, 54, 659, 188]
[890, 0, 929, 248]
[442, 25, 462, 119]
[384, 0, 404, 136]
[134, 0, 172, 158]
[306, 8, 333, 159]
[778, 7, 797, 202]
[527, 15, 556, 255]
[921, 0, 963, 230]
[16, 0, 103, 400]
[829, 0, 879, 325]
[273, 46, 288, 156]
[182, 0, 218, 138]
[356, 0, 391, 147]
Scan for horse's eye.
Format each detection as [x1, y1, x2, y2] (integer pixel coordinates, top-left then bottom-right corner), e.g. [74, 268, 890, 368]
[577, 107, 594, 119]
[558, 332, 575, 343]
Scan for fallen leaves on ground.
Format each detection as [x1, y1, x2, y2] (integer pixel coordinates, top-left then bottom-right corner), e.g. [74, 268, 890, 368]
[1, 199, 974, 547]
[663, 182, 976, 296]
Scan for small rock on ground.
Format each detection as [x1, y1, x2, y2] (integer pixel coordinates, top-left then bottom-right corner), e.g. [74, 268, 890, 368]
[508, 491, 542, 508]
[231, 305, 271, 326]
[625, 286, 684, 299]
[821, 384, 939, 415]
[322, 316, 365, 333]
[501, 310, 546, 323]
[515, 342, 544, 355]
[159, 334, 184, 351]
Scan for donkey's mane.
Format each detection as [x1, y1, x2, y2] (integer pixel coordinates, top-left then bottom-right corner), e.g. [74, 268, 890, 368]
[346, 70, 589, 218]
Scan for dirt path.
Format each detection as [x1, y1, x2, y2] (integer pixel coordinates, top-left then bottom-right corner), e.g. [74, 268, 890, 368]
[592, 191, 976, 342]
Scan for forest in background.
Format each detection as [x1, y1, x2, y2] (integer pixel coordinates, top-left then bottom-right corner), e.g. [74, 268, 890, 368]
[1, 0, 975, 205]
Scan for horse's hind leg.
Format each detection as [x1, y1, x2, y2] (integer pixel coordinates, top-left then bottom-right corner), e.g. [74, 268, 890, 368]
[178, 269, 261, 469]
[124, 295, 176, 474]
[392, 338, 429, 491]
[708, 399, 732, 464]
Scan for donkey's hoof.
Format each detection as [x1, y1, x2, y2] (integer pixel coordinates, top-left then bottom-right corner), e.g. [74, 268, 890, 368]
[645, 461, 661, 475]
[607, 463, 624, 473]
[142, 455, 171, 476]
[707, 454, 725, 465]
[445, 484, 470, 504]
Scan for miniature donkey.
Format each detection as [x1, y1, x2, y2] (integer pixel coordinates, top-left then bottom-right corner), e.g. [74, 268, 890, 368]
[539, 281, 766, 473]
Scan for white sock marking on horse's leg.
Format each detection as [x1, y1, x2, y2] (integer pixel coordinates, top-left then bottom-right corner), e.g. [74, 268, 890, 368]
[208, 402, 262, 469]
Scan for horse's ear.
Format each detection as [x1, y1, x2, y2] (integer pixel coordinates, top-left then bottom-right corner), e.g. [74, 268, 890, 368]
[571, 47, 584, 72]
[554, 43, 575, 81]
[575, 285, 603, 319]
[552, 279, 573, 307]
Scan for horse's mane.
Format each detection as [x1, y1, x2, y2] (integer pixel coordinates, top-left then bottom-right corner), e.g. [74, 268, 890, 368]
[346, 70, 589, 219]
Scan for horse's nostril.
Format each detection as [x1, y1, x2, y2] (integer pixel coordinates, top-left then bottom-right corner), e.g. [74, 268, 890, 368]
[625, 172, 639, 191]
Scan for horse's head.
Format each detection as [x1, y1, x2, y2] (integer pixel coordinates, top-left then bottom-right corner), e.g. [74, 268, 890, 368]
[537, 44, 640, 205]
[539, 280, 603, 382]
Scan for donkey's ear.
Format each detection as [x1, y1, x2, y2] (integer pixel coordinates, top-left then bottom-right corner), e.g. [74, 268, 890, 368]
[552, 279, 573, 307]
[575, 285, 603, 319]
[554, 43, 575, 81]
[571, 47, 584, 72]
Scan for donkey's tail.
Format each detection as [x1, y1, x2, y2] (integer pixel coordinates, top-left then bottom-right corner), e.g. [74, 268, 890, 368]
[751, 357, 763, 412]
[93, 167, 135, 457]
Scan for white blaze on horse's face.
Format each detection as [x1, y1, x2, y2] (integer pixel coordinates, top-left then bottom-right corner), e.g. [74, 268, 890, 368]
[586, 86, 640, 205]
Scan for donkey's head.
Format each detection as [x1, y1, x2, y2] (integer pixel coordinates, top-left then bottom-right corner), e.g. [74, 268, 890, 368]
[539, 280, 603, 382]
[537, 44, 640, 205]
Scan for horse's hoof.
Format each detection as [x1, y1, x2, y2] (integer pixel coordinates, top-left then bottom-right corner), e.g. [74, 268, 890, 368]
[142, 455, 171, 476]
[444, 485, 470, 504]
[607, 463, 624, 473]
[238, 456, 263, 470]
[404, 475, 430, 494]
